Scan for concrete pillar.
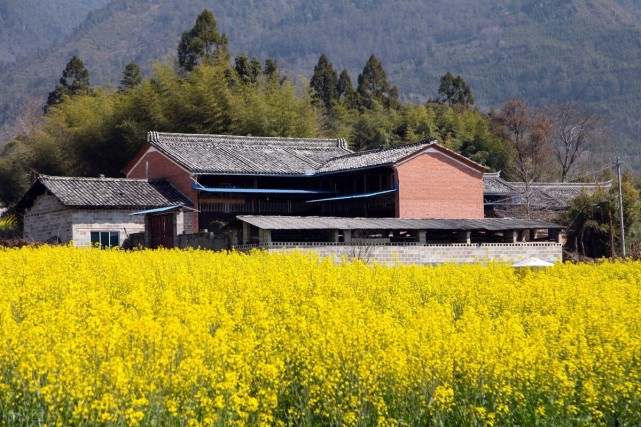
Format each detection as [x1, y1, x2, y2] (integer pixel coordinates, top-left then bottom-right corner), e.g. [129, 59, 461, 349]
[418, 230, 427, 244]
[259, 228, 272, 245]
[458, 231, 471, 244]
[550, 229, 563, 243]
[504, 230, 518, 243]
[242, 222, 250, 244]
[331, 229, 340, 243]
[344, 230, 352, 243]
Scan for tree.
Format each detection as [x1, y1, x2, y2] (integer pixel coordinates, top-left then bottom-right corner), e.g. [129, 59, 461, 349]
[234, 54, 262, 84]
[337, 69, 358, 109]
[45, 55, 91, 112]
[309, 54, 338, 110]
[177, 9, 229, 72]
[263, 58, 279, 80]
[493, 99, 553, 218]
[356, 55, 399, 110]
[438, 72, 474, 108]
[549, 101, 606, 182]
[119, 63, 142, 92]
[563, 175, 640, 258]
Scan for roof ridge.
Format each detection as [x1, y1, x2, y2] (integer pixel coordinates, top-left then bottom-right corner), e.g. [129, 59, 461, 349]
[40, 175, 149, 182]
[328, 140, 434, 161]
[148, 131, 347, 148]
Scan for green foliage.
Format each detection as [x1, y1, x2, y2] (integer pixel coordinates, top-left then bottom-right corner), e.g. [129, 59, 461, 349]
[4, 0, 641, 165]
[177, 9, 229, 72]
[563, 173, 641, 258]
[309, 54, 338, 110]
[356, 55, 399, 110]
[337, 69, 358, 109]
[438, 72, 474, 108]
[119, 63, 142, 92]
[45, 56, 92, 112]
[234, 54, 262, 84]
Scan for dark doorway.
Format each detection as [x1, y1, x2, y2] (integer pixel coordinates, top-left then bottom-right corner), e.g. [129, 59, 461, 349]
[149, 214, 174, 248]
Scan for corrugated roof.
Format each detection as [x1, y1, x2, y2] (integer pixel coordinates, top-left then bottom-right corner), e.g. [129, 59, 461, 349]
[147, 131, 352, 175]
[235, 215, 564, 231]
[18, 175, 191, 210]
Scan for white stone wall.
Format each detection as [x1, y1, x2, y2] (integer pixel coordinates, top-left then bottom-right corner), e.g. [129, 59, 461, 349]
[23, 195, 73, 243]
[71, 209, 145, 247]
[239, 242, 563, 265]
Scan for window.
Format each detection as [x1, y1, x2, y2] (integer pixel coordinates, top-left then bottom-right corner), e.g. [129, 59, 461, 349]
[90, 231, 119, 248]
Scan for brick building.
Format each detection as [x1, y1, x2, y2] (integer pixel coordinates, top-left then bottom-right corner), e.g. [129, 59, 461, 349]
[123, 131, 486, 233]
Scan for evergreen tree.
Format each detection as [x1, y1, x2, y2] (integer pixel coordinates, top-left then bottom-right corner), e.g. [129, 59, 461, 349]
[337, 69, 358, 109]
[263, 58, 279, 80]
[234, 54, 262, 84]
[438, 72, 474, 108]
[177, 9, 229, 72]
[119, 63, 142, 92]
[309, 54, 338, 110]
[45, 55, 91, 112]
[356, 55, 399, 110]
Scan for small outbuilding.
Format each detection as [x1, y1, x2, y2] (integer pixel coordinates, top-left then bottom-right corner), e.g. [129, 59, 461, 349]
[16, 175, 192, 248]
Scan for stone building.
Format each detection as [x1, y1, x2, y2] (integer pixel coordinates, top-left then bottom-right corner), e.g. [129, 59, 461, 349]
[16, 175, 192, 247]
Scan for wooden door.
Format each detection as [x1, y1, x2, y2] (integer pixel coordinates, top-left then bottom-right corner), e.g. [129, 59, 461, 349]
[149, 214, 174, 248]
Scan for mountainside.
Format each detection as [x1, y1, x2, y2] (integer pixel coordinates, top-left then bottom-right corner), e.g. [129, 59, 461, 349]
[2, 0, 641, 156]
[0, 0, 109, 63]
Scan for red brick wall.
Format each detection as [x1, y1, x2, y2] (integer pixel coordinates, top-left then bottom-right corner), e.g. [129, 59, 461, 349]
[396, 151, 484, 218]
[126, 149, 199, 232]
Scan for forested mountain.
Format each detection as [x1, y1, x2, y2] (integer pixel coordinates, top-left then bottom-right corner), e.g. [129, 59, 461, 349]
[2, 0, 641, 156]
[0, 0, 109, 63]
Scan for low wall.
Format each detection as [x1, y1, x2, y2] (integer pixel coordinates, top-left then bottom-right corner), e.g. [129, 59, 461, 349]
[177, 232, 229, 251]
[234, 242, 563, 265]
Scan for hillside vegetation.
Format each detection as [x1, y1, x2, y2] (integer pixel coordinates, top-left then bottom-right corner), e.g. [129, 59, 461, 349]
[1, 0, 641, 158]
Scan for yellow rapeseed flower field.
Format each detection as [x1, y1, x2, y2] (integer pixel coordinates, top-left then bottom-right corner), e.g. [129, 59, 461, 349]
[0, 246, 639, 426]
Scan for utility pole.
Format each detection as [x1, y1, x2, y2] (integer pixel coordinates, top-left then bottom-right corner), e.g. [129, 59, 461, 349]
[614, 157, 626, 257]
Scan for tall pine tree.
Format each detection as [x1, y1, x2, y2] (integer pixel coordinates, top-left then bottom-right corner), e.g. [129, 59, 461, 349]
[357, 55, 399, 110]
[337, 69, 358, 109]
[438, 72, 474, 108]
[45, 55, 91, 112]
[177, 9, 229, 72]
[309, 54, 338, 110]
[119, 63, 142, 92]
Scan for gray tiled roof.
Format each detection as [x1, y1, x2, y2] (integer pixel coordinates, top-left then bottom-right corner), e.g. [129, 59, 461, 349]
[317, 142, 432, 173]
[317, 140, 487, 173]
[514, 182, 611, 206]
[32, 175, 191, 209]
[483, 172, 612, 209]
[483, 172, 519, 195]
[235, 215, 564, 231]
[147, 131, 351, 174]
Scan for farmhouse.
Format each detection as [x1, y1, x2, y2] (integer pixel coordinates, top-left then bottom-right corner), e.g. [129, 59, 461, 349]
[16, 175, 192, 247]
[17, 131, 567, 263]
[123, 131, 486, 233]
